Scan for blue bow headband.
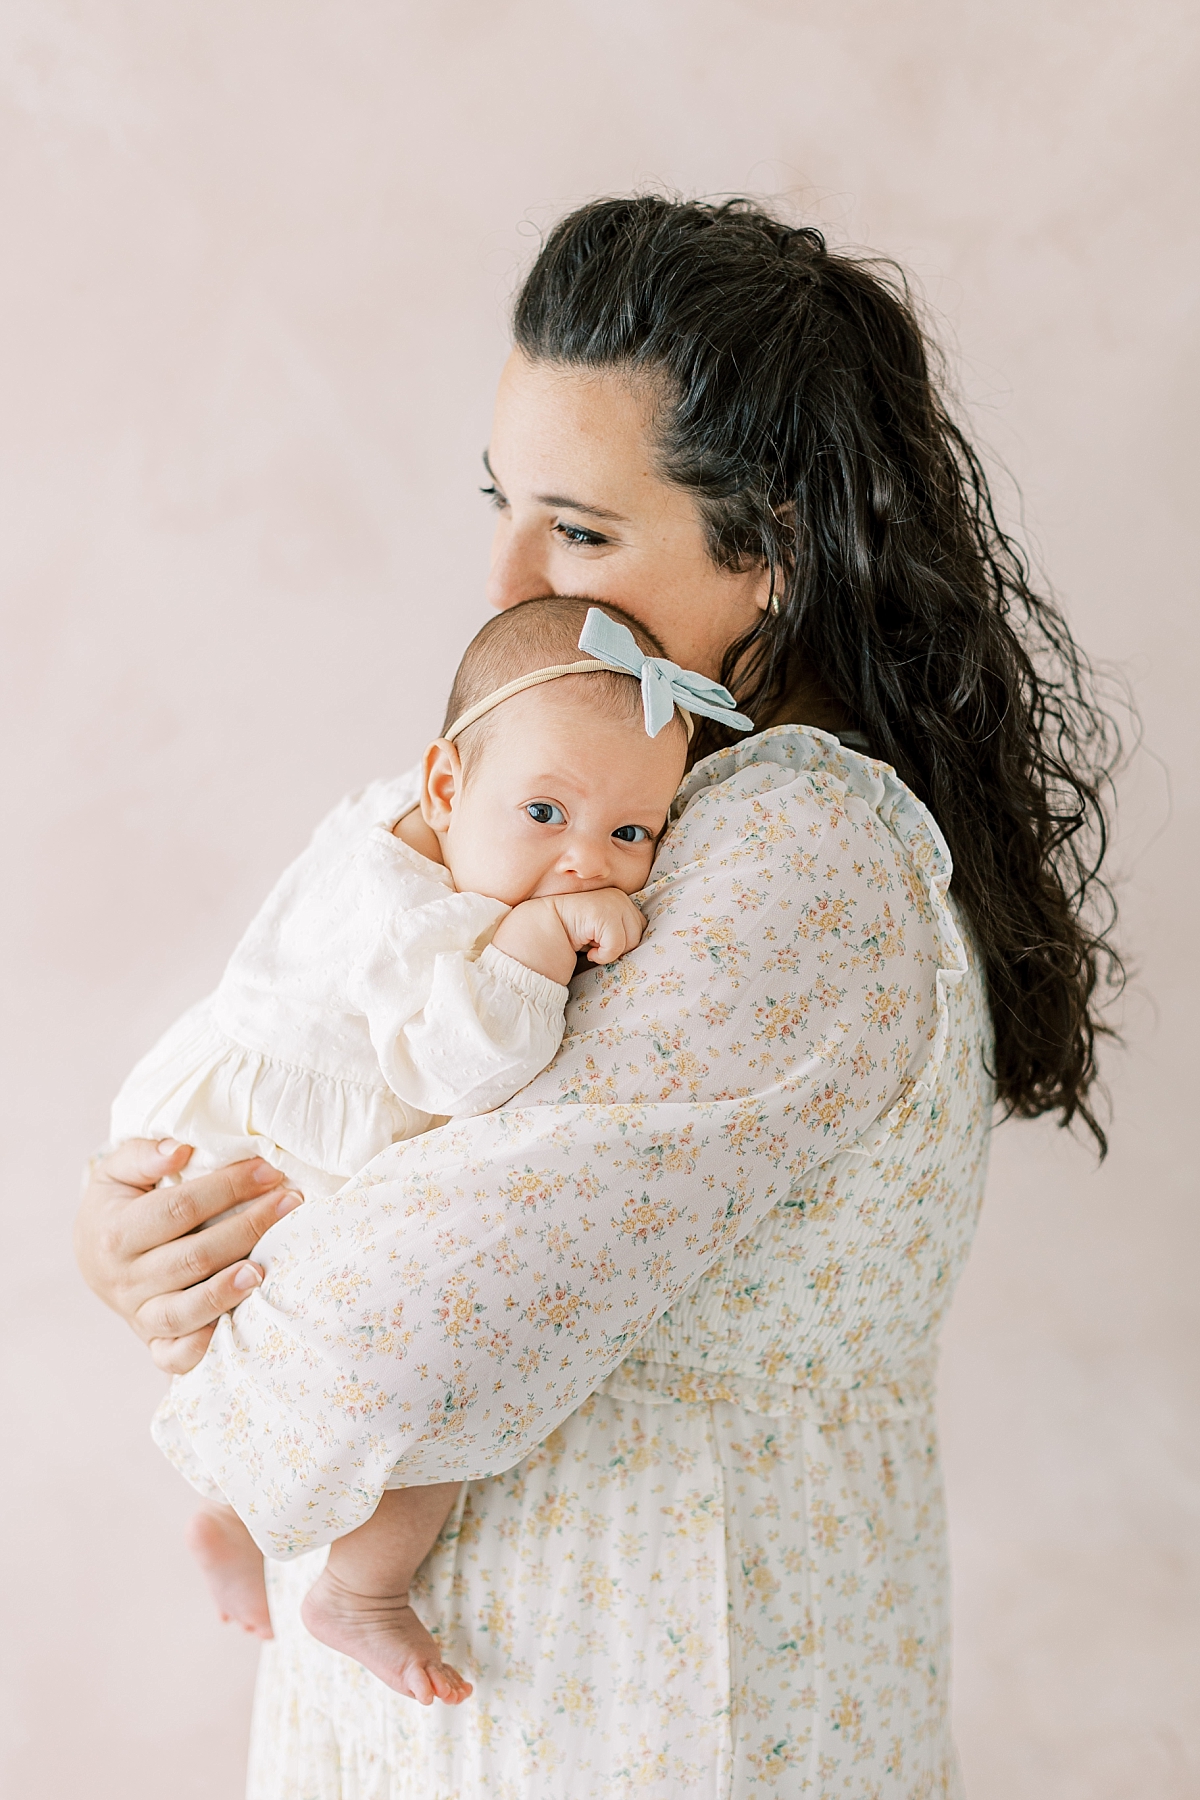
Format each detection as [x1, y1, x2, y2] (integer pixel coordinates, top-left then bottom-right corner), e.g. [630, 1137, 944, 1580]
[444, 607, 756, 743]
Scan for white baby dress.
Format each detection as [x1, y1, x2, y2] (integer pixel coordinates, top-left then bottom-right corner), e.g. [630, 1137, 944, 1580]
[109, 774, 571, 1199]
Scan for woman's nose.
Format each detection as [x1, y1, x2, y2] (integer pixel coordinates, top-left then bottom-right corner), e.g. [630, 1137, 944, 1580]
[486, 518, 550, 611]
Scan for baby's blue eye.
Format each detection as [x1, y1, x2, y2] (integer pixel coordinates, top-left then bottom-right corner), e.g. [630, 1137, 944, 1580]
[526, 802, 566, 826]
[612, 824, 650, 843]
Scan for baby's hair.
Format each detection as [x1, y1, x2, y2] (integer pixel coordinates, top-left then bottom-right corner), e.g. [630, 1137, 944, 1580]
[443, 596, 679, 763]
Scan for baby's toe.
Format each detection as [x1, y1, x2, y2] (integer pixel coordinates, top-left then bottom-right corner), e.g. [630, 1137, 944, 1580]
[430, 1661, 473, 1704]
[404, 1663, 436, 1706]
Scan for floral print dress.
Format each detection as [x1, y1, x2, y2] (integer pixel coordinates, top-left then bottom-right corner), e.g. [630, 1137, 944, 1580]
[156, 727, 990, 1797]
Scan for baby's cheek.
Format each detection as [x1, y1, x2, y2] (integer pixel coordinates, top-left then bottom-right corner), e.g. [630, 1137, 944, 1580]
[628, 851, 657, 894]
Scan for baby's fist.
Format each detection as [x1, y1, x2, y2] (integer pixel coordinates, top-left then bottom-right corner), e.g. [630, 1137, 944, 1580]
[554, 888, 646, 965]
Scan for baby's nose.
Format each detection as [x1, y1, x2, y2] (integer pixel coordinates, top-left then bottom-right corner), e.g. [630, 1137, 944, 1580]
[558, 835, 612, 882]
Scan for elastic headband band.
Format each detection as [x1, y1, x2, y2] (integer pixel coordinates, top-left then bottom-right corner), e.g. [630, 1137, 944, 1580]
[444, 660, 694, 743]
[443, 608, 756, 745]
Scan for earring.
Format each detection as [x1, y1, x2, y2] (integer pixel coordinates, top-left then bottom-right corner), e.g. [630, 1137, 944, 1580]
[769, 589, 781, 617]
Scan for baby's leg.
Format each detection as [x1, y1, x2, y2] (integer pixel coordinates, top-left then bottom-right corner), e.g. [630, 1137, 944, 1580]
[300, 1484, 470, 1704]
[184, 1502, 273, 1639]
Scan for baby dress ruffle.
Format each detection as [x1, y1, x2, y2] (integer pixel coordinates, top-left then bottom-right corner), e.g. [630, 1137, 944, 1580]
[109, 996, 428, 1198]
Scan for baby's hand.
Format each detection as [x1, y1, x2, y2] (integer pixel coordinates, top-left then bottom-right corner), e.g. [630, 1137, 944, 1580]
[548, 888, 646, 966]
[491, 888, 645, 986]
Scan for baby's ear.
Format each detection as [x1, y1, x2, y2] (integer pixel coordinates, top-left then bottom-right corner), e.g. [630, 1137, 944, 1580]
[421, 738, 463, 831]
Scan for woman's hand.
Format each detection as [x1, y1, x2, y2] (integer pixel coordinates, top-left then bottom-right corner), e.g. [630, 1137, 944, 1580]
[74, 1139, 303, 1375]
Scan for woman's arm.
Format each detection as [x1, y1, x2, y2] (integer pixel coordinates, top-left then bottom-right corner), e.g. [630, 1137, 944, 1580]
[154, 730, 967, 1557]
[75, 1140, 304, 1372]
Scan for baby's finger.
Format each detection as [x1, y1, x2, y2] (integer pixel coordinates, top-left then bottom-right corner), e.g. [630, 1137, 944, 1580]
[587, 919, 622, 963]
[601, 899, 643, 961]
[623, 902, 647, 950]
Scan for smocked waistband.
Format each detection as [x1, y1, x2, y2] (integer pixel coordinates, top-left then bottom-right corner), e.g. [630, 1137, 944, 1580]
[596, 1354, 937, 1424]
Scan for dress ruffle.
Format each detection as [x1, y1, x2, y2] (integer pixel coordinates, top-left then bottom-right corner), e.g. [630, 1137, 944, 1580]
[109, 998, 424, 1197]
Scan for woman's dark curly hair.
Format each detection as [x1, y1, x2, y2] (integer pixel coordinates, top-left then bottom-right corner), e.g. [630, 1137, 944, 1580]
[514, 195, 1122, 1152]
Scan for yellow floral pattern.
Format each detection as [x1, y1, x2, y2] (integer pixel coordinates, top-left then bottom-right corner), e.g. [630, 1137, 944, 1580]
[165, 726, 988, 1795]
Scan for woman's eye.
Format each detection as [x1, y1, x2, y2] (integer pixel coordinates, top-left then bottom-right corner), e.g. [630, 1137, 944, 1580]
[480, 484, 507, 512]
[612, 824, 650, 843]
[526, 802, 566, 826]
[554, 520, 608, 547]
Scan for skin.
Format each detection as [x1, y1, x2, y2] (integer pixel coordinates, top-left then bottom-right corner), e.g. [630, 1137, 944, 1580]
[300, 1486, 473, 1705]
[73, 352, 779, 1375]
[73, 1144, 304, 1372]
[484, 354, 771, 675]
[400, 684, 687, 984]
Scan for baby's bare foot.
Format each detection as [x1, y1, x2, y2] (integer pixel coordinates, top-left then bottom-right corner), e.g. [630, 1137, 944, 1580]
[184, 1505, 273, 1639]
[301, 1567, 473, 1705]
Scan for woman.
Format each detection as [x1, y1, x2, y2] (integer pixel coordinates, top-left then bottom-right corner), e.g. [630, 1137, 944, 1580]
[76, 197, 1117, 1796]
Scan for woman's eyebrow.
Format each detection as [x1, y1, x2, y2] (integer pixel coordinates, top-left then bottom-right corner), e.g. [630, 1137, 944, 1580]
[482, 450, 628, 524]
[535, 492, 628, 523]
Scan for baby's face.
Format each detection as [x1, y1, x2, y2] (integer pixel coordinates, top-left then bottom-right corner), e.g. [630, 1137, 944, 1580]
[427, 684, 688, 907]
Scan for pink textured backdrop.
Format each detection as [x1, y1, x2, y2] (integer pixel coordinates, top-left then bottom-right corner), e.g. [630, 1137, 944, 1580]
[2, 3, 1197, 1794]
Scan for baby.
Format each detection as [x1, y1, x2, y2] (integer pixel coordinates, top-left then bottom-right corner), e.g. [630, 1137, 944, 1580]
[111, 593, 751, 1704]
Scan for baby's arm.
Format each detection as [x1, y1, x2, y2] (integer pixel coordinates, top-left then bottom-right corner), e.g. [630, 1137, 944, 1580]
[491, 888, 645, 986]
[357, 889, 644, 1121]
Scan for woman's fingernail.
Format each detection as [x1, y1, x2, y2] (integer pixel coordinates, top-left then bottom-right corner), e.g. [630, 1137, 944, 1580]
[275, 1190, 304, 1217]
[252, 1160, 281, 1185]
[232, 1264, 263, 1291]
[157, 1138, 181, 1156]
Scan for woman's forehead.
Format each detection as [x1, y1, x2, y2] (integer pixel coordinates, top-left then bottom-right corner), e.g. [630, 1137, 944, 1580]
[489, 352, 667, 502]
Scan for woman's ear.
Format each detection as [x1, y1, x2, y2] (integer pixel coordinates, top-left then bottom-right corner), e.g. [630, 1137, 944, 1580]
[420, 739, 463, 833]
[755, 505, 796, 612]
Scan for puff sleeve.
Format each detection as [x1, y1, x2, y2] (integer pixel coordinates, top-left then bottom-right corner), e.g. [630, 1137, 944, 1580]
[348, 894, 569, 1120]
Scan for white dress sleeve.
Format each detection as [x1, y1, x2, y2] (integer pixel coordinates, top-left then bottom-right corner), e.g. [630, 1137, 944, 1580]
[346, 870, 569, 1119]
[152, 728, 969, 1558]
